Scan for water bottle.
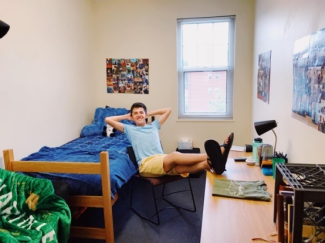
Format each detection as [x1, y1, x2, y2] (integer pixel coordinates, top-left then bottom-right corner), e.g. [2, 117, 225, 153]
[252, 138, 263, 166]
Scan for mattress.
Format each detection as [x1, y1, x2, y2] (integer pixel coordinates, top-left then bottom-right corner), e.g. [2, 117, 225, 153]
[22, 133, 137, 199]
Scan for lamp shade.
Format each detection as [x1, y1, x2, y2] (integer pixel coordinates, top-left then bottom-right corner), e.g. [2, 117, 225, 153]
[0, 20, 10, 39]
[254, 120, 277, 135]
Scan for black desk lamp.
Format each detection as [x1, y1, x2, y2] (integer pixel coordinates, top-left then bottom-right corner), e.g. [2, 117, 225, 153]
[0, 20, 10, 39]
[254, 120, 277, 154]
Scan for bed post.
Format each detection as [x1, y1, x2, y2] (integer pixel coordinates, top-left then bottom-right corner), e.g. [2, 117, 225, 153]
[3, 149, 14, 171]
[2, 149, 115, 242]
[100, 151, 114, 243]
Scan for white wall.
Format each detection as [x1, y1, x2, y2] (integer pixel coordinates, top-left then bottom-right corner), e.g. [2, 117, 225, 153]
[92, 0, 255, 153]
[0, 0, 255, 162]
[253, 0, 325, 163]
[0, 0, 96, 160]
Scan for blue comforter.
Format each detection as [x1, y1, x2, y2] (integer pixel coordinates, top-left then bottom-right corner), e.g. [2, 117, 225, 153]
[22, 134, 137, 199]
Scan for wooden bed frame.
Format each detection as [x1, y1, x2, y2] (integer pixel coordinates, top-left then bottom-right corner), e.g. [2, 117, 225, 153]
[3, 149, 117, 243]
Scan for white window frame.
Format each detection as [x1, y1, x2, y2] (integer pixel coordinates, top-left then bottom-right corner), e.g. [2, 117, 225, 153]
[177, 16, 235, 120]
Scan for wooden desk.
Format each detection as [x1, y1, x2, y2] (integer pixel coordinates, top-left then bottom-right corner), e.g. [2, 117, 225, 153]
[200, 151, 277, 243]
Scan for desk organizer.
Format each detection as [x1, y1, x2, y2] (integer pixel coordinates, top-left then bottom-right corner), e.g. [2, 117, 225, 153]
[274, 163, 325, 242]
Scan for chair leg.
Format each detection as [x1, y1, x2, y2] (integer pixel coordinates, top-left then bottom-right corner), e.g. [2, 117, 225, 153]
[130, 176, 160, 225]
[130, 176, 196, 225]
[162, 177, 196, 212]
[130, 176, 135, 209]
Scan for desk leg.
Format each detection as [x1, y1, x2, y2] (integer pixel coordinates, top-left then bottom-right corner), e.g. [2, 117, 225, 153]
[273, 166, 282, 223]
[292, 190, 304, 243]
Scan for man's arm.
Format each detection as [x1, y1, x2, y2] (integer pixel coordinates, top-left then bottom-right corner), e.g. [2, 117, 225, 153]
[147, 107, 172, 126]
[105, 113, 132, 133]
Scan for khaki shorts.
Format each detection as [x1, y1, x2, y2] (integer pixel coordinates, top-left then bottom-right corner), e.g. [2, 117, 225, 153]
[139, 154, 189, 178]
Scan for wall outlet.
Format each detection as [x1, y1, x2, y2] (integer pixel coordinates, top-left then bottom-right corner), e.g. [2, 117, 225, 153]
[0, 157, 3, 169]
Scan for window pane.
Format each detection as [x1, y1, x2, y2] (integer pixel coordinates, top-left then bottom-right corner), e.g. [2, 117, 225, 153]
[182, 22, 229, 68]
[197, 23, 213, 67]
[213, 22, 229, 67]
[182, 24, 198, 67]
[184, 71, 227, 113]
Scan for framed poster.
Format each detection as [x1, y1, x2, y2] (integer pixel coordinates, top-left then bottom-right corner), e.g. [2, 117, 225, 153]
[106, 58, 149, 94]
[257, 50, 272, 104]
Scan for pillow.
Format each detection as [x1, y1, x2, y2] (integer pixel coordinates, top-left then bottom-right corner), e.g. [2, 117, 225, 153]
[80, 124, 102, 137]
[80, 107, 130, 137]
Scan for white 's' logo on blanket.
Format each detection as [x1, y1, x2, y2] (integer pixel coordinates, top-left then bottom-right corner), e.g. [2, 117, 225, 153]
[0, 178, 58, 242]
[225, 180, 244, 196]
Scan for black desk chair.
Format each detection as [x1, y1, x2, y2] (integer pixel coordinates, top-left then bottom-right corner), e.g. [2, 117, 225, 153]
[127, 147, 196, 225]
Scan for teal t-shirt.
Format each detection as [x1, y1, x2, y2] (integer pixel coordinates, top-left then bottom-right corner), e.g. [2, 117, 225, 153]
[124, 119, 164, 165]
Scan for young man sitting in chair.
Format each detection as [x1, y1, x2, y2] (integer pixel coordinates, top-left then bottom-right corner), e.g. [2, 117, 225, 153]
[105, 102, 234, 177]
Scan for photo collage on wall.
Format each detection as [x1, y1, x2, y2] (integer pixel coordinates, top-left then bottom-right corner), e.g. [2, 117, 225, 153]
[292, 28, 325, 133]
[106, 58, 149, 94]
[257, 50, 272, 104]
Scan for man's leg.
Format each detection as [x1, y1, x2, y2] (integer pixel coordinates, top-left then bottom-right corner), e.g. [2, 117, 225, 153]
[165, 147, 226, 174]
[163, 134, 231, 174]
[163, 152, 207, 167]
[172, 160, 210, 174]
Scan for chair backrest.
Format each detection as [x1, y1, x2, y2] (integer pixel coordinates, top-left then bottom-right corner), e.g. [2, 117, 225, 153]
[127, 146, 137, 165]
[127, 142, 163, 166]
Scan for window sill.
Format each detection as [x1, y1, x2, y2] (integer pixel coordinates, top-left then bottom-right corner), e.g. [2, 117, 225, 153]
[176, 118, 235, 122]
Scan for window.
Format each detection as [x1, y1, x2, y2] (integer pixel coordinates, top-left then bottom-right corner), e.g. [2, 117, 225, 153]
[177, 16, 235, 120]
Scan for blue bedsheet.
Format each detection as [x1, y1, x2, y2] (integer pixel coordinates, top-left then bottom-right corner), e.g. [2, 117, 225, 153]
[22, 134, 137, 199]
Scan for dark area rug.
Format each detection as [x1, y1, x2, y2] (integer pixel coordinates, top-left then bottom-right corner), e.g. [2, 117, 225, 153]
[69, 171, 206, 243]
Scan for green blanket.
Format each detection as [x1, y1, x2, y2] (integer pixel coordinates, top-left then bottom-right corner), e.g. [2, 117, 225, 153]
[0, 169, 71, 242]
[212, 179, 272, 201]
